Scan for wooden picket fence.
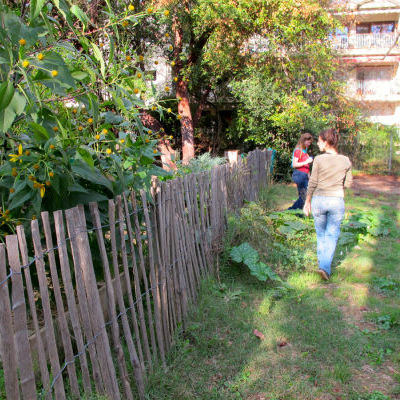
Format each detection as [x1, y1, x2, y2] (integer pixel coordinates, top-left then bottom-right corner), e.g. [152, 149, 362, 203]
[0, 149, 272, 400]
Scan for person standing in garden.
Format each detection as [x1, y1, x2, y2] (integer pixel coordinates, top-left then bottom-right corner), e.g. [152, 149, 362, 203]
[288, 133, 314, 210]
[303, 128, 353, 281]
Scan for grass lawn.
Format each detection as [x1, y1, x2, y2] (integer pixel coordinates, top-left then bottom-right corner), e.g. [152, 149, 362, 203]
[145, 184, 400, 400]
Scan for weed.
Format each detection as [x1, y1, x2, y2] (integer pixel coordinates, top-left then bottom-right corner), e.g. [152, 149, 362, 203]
[371, 277, 400, 296]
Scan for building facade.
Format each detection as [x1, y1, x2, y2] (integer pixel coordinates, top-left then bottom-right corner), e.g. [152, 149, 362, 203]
[333, 0, 400, 127]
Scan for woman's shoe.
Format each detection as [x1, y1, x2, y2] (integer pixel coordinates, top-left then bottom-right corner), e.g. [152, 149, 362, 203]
[317, 269, 329, 281]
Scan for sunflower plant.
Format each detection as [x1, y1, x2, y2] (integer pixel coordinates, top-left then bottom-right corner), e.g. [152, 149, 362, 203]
[0, 2, 172, 237]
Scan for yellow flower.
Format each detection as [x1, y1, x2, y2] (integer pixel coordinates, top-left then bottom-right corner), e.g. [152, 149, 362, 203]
[122, 20, 129, 27]
[169, 135, 173, 139]
[147, 8, 153, 13]
[164, 10, 170, 16]
[134, 88, 139, 94]
[8, 144, 23, 163]
[32, 215, 36, 220]
[51, 70, 58, 77]
[45, 181, 51, 187]
[40, 186, 45, 198]
[22, 60, 30, 68]
[171, 61, 175, 67]
[12, 168, 17, 177]
[153, 149, 157, 154]
[148, 130, 152, 134]
[167, 108, 172, 113]
[177, 115, 182, 120]
[145, 138, 150, 143]
[10, 188, 15, 193]
[174, 77, 178, 82]
[78, 126, 83, 131]
[165, 86, 170, 91]
[137, 72, 142, 78]
[165, 33, 170, 38]
[100, 42, 104, 48]
[119, 139, 125, 144]
[154, 60, 159, 65]
[106, 148, 112, 154]
[37, 53, 44, 61]
[28, 175, 35, 181]
[102, 128, 108, 134]
[139, 55, 144, 62]
[52, 126, 58, 132]
[168, 45, 173, 51]
[151, 106, 157, 111]
[72, 108, 78, 114]
[126, 55, 132, 62]
[49, 144, 55, 150]
[128, 4, 135, 11]
[178, 96, 182, 101]
[25, 150, 30, 156]
[19, 38, 27, 46]
[88, 118, 93, 124]
[49, 172, 54, 178]
[33, 164, 39, 170]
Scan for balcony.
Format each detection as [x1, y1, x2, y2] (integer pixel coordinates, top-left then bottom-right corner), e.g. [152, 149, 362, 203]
[333, 33, 400, 50]
[353, 81, 400, 101]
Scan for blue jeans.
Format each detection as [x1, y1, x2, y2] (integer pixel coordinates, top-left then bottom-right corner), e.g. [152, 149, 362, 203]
[289, 170, 309, 210]
[311, 196, 345, 276]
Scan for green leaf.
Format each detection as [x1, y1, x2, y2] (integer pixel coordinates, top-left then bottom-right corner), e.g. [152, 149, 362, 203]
[30, 0, 47, 21]
[0, 108, 16, 133]
[29, 122, 50, 142]
[0, 81, 15, 111]
[71, 71, 88, 80]
[71, 160, 113, 192]
[77, 146, 94, 168]
[9, 186, 32, 210]
[68, 183, 89, 193]
[230, 242, 259, 265]
[70, 5, 90, 30]
[9, 91, 26, 115]
[91, 42, 105, 79]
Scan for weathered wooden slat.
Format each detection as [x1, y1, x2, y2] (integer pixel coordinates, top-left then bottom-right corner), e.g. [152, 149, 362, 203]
[140, 190, 166, 365]
[122, 192, 151, 368]
[65, 208, 105, 394]
[16, 226, 50, 393]
[41, 212, 80, 397]
[53, 210, 92, 395]
[31, 219, 66, 400]
[155, 183, 171, 350]
[6, 235, 37, 400]
[0, 243, 20, 400]
[116, 196, 145, 367]
[89, 201, 134, 400]
[163, 181, 179, 332]
[108, 199, 146, 398]
[130, 191, 157, 362]
[73, 205, 120, 399]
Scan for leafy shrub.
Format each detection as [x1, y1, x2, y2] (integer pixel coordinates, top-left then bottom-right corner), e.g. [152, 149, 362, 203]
[0, 2, 174, 236]
[175, 152, 226, 175]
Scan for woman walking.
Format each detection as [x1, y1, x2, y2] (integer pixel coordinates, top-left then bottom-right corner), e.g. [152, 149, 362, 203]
[303, 128, 353, 280]
[288, 133, 314, 210]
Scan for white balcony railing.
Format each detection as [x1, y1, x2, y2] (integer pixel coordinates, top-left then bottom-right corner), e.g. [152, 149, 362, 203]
[355, 81, 400, 98]
[333, 33, 400, 50]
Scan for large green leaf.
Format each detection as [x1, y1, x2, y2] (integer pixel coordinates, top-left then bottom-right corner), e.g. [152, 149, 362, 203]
[0, 81, 15, 111]
[70, 5, 90, 31]
[0, 88, 26, 132]
[30, 0, 47, 21]
[71, 160, 113, 192]
[29, 122, 50, 142]
[8, 185, 32, 210]
[91, 42, 105, 79]
[77, 146, 94, 168]
[230, 242, 259, 265]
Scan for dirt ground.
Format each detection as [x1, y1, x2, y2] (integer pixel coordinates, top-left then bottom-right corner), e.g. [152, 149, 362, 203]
[352, 174, 400, 196]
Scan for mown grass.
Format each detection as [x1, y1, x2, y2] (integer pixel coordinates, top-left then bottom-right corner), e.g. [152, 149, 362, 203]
[145, 184, 400, 400]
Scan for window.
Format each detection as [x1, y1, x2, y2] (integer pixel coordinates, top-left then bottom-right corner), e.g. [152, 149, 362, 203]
[356, 22, 395, 34]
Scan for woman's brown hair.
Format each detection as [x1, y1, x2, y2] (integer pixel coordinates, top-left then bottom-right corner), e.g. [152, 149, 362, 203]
[296, 132, 313, 150]
[319, 128, 339, 149]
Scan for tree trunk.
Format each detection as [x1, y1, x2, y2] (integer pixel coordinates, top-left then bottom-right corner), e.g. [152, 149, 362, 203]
[173, 17, 195, 165]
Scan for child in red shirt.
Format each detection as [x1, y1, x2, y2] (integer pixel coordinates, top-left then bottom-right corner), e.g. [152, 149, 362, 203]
[288, 133, 313, 210]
